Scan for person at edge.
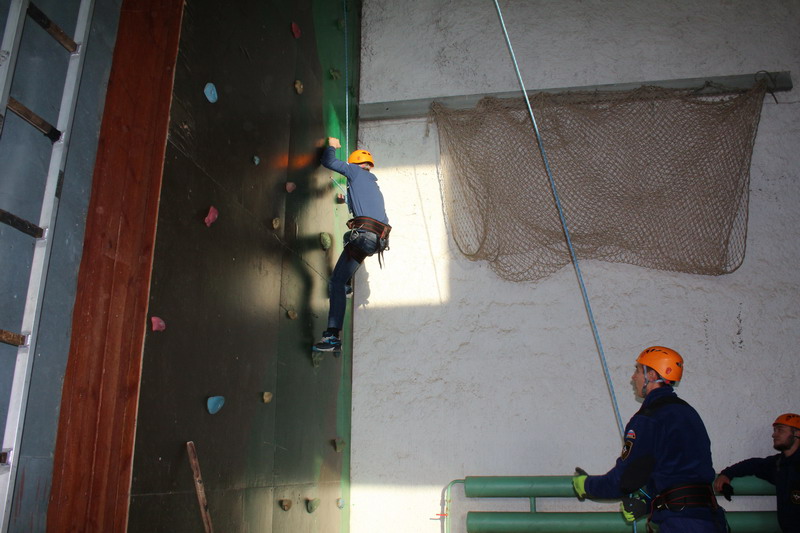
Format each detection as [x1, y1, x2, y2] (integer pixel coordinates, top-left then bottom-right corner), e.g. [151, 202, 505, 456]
[311, 136, 390, 353]
[572, 346, 729, 532]
[714, 413, 800, 533]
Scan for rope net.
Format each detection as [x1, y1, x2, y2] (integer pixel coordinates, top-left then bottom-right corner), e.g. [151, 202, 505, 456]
[430, 84, 766, 282]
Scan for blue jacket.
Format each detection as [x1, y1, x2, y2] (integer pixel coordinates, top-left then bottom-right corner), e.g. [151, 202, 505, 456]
[721, 451, 800, 532]
[585, 386, 720, 524]
[321, 146, 388, 224]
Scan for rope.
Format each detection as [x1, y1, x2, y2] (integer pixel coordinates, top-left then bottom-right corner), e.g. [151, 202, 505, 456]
[491, 0, 625, 439]
[343, 0, 350, 151]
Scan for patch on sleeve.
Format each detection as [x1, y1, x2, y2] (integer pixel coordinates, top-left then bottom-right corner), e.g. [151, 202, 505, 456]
[625, 429, 636, 440]
[621, 439, 634, 460]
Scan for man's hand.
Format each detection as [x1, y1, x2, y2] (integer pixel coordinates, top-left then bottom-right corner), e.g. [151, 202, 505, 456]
[620, 502, 635, 523]
[713, 474, 730, 492]
[572, 475, 587, 499]
[714, 474, 734, 501]
[328, 137, 341, 149]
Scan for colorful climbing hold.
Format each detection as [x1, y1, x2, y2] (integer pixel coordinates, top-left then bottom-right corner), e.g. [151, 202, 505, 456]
[262, 392, 273, 403]
[204, 206, 219, 227]
[272, 217, 281, 230]
[279, 499, 292, 511]
[252, 155, 261, 165]
[290, 22, 301, 39]
[319, 232, 333, 250]
[206, 396, 225, 414]
[329, 68, 341, 80]
[150, 316, 166, 331]
[294, 80, 304, 94]
[336, 193, 346, 204]
[287, 309, 298, 320]
[285, 182, 296, 193]
[332, 438, 346, 453]
[203, 82, 218, 103]
[306, 498, 321, 513]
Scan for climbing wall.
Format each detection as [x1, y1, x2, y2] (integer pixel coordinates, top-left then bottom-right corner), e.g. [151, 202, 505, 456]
[127, 1, 358, 531]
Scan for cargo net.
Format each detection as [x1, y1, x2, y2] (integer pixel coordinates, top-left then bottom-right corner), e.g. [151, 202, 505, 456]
[430, 84, 766, 282]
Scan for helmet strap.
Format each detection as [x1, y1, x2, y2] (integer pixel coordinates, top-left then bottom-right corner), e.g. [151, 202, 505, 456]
[641, 365, 665, 396]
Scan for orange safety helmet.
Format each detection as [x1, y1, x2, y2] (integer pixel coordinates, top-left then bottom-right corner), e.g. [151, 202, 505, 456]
[636, 346, 683, 383]
[348, 149, 375, 167]
[773, 413, 800, 430]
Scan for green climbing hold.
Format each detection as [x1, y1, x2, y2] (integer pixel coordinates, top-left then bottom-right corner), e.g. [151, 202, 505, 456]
[320, 232, 333, 250]
[306, 498, 321, 513]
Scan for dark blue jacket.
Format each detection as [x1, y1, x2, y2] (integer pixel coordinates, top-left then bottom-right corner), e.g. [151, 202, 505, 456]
[321, 146, 388, 224]
[585, 386, 720, 524]
[721, 451, 800, 532]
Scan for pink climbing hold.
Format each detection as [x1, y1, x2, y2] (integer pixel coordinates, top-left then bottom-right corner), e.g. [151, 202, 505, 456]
[291, 22, 301, 39]
[150, 316, 166, 331]
[285, 182, 297, 193]
[204, 206, 219, 227]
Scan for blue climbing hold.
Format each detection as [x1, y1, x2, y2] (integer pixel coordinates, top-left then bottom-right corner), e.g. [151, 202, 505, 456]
[203, 82, 218, 103]
[206, 395, 225, 414]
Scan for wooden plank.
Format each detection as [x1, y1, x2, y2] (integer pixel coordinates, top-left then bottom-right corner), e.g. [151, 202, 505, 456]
[46, 1, 184, 531]
[360, 71, 793, 121]
[7, 96, 61, 141]
[27, 3, 78, 53]
[0, 329, 26, 347]
[0, 208, 44, 238]
[186, 442, 214, 533]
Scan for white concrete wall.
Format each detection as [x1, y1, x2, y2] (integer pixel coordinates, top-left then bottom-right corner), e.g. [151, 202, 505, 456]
[350, 2, 800, 532]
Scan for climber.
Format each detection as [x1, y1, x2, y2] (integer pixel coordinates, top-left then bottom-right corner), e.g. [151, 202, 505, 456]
[312, 137, 390, 353]
[714, 413, 800, 533]
[573, 346, 729, 532]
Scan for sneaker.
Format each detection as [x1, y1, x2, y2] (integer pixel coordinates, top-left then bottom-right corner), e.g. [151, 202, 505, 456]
[312, 334, 342, 352]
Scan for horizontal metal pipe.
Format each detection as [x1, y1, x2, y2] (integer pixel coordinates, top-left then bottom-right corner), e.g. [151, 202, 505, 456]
[467, 512, 629, 532]
[463, 475, 775, 498]
[465, 476, 574, 498]
[467, 511, 780, 533]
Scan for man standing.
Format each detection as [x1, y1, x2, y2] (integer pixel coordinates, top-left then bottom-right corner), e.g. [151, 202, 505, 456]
[573, 346, 728, 532]
[312, 136, 390, 353]
[714, 413, 800, 532]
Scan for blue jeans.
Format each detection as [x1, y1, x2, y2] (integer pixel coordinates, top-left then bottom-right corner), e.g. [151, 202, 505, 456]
[327, 230, 380, 331]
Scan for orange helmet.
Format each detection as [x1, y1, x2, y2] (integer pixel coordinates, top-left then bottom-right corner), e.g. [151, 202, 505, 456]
[348, 149, 374, 167]
[773, 413, 800, 430]
[636, 346, 683, 383]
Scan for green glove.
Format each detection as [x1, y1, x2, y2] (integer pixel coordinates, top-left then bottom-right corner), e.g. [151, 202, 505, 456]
[620, 502, 635, 523]
[572, 475, 587, 498]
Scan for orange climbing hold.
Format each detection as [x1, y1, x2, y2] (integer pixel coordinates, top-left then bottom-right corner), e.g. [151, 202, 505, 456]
[291, 22, 301, 38]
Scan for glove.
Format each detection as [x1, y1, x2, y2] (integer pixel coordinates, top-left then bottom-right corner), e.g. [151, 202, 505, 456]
[620, 502, 635, 523]
[721, 483, 734, 501]
[621, 494, 648, 521]
[572, 475, 587, 499]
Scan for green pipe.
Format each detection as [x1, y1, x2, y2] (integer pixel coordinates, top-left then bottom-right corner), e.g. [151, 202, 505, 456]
[464, 476, 575, 498]
[467, 512, 634, 532]
[464, 475, 774, 498]
[467, 511, 780, 533]
[727, 475, 776, 495]
[444, 480, 466, 533]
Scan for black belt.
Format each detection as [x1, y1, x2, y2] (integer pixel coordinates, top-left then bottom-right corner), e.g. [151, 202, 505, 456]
[653, 483, 718, 511]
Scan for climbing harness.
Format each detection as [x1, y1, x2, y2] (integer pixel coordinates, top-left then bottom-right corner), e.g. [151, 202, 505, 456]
[346, 216, 391, 267]
[491, 0, 624, 437]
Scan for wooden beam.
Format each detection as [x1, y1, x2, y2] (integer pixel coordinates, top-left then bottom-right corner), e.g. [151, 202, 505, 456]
[360, 71, 793, 121]
[46, 1, 184, 531]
